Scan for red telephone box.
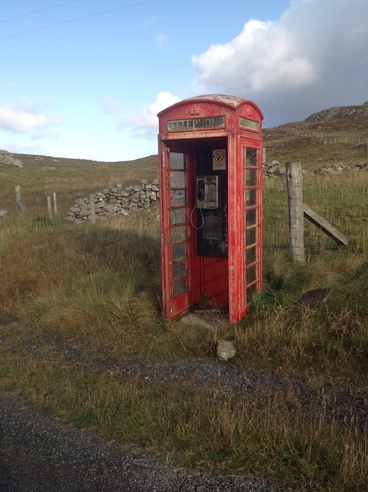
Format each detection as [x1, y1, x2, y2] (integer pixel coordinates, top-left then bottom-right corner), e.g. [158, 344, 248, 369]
[158, 94, 263, 324]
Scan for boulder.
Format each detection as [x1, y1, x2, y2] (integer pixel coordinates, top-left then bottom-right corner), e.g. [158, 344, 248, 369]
[216, 340, 236, 362]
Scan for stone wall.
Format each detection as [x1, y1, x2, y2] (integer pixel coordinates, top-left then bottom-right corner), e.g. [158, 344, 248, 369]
[65, 179, 159, 222]
[66, 161, 368, 222]
[263, 160, 368, 178]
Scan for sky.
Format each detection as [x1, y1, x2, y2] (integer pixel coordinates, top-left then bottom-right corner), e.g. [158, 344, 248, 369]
[1, 0, 367, 162]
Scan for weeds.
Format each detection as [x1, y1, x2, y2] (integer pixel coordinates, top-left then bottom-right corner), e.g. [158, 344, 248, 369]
[0, 169, 368, 489]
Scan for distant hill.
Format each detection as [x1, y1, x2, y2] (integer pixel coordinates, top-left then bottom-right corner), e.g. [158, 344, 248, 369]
[303, 102, 368, 131]
[1, 102, 367, 180]
[264, 102, 368, 169]
[0, 151, 160, 214]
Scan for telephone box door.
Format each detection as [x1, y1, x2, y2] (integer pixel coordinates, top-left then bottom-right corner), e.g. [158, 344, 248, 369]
[160, 147, 195, 318]
[242, 139, 263, 315]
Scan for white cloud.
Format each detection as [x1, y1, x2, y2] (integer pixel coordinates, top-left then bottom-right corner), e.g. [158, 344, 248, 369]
[192, 0, 368, 125]
[134, 92, 181, 128]
[116, 91, 181, 134]
[0, 98, 63, 137]
[193, 19, 316, 94]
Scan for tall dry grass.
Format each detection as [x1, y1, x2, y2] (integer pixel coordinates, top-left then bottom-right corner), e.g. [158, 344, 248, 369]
[0, 170, 368, 489]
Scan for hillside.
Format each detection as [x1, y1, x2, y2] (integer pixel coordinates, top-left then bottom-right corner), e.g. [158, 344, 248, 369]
[0, 151, 158, 214]
[263, 102, 368, 169]
[0, 102, 367, 212]
[304, 102, 368, 129]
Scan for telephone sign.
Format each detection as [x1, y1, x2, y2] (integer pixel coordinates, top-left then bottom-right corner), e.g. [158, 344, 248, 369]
[158, 94, 264, 324]
[168, 116, 225, 131]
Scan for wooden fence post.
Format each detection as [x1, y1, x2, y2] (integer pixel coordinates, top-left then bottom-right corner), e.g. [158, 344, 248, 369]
[15, 185, 21, 205]
[286, 161, 305, 263]
[89, 194, 96, 225]
[15, 185, 28, 213]
[53, 192, 58, 216]
[47, 196, 52, 218]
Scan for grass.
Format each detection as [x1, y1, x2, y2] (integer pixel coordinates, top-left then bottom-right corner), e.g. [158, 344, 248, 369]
[1, 125, 368, 488]
[264, 124, 368, 169]
[0, 153, 158, 214]
[1, 172, 368, 490]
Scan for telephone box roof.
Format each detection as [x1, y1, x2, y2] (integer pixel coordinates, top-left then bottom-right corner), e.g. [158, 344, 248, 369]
[158, 94, 263, 119]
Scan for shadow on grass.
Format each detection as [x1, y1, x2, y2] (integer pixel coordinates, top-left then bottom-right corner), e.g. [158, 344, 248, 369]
[76, 226, 161, 307]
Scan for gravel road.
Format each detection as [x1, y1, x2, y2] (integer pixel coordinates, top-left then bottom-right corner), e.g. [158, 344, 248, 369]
[0, 396, 285, 492]
[1, 346, 365, 491]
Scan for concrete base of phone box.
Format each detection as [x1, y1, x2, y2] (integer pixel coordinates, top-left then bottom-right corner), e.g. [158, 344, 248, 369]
[179, 308, 229, 331]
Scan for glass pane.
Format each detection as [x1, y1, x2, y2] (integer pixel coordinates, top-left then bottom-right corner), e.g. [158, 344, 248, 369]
[172, 208, 185, 225]
[246, 208, 256, 226]
[246, 168, 257, 186]
[246, 189, 257, 206]
[245, 148, 257, 167]
[173, 243, 186, 261]
[246, 246, 256, 264]
[172, 225, 186, 243]
[170, 171, 185, 189]
[173, 260, 187, 279]
[173, 277, 187, 297]
[170, 152, 185, 169]
[246, 284, 257, 303]
[246, 265, 257, 285]
[246, 227, 256, 246]
[171, 190, 186, 206]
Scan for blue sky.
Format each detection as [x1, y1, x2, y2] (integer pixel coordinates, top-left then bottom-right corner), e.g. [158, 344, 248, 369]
[1, 0, 367, 162]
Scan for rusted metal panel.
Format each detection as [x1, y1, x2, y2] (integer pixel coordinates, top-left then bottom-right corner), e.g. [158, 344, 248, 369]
[297, 288, 333, 306]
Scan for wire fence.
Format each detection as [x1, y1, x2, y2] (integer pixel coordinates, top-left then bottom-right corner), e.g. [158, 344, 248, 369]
[5, 186, 76, 218]
[278, 125, 368, 146]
